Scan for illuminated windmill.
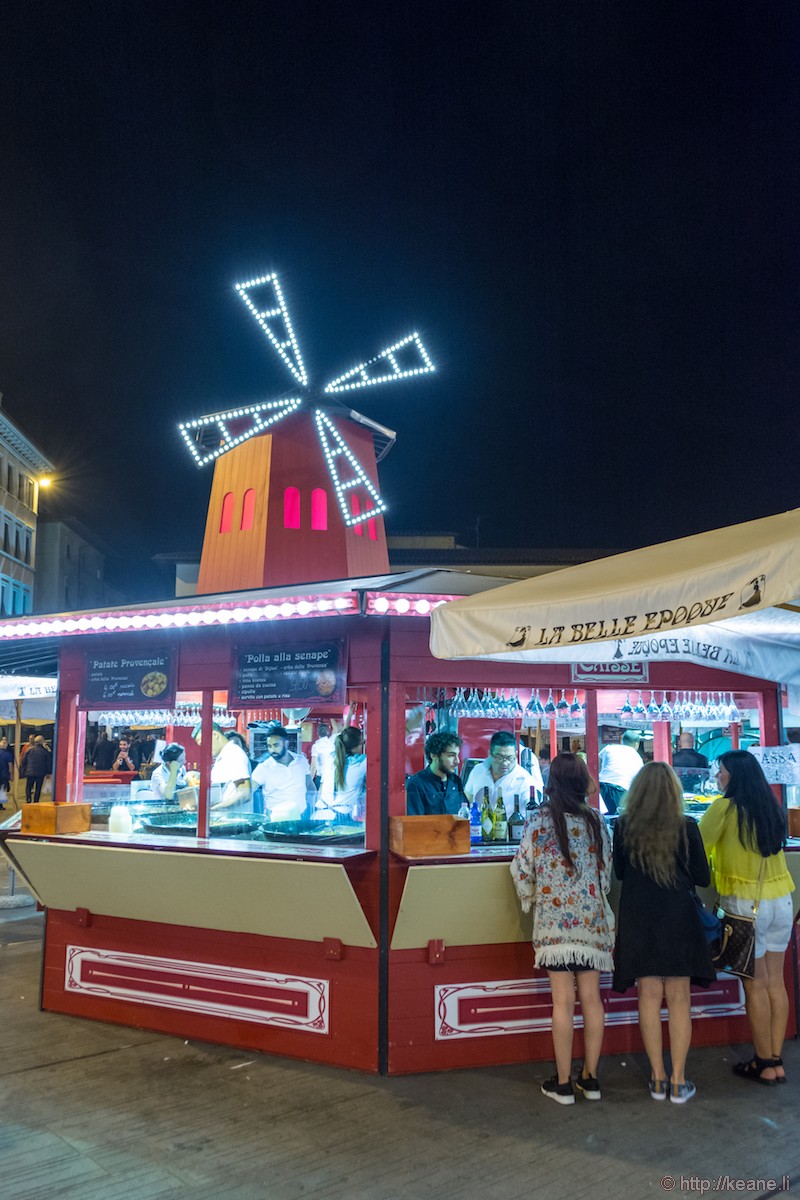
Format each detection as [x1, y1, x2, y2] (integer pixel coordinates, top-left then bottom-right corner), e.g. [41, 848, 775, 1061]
[180, 272, 435, 593]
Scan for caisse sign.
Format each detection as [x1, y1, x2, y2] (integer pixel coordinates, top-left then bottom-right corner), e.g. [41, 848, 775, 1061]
[571, 662, 649, 683]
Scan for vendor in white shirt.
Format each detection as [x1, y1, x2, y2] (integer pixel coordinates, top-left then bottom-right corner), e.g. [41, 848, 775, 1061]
[150, 742, 187, 801]
[598, 730, 643, 815]
[192, 722, 253, 810]
[464, 731, 543, 814]
[252, 724, 315, 822]
[310, 723, 336, 807]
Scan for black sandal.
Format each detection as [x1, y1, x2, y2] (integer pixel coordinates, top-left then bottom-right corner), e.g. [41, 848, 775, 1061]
[732, 1056, 778, 1085]
[770, 1056, 787, 1084]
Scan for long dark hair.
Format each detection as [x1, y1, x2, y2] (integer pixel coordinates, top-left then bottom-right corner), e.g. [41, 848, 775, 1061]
[543, 753, 603, 870]
[718, 750, 785, 856]
[334, 726, 364, 790]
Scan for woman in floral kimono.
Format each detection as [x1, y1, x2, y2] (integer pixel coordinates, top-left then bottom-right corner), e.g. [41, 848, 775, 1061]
[511, 753, 614, 1106]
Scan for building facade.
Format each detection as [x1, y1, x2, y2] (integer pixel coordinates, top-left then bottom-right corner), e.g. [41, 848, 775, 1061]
[0, 400, 54, 616]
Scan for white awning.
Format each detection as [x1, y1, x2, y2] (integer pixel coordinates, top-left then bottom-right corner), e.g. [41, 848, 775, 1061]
[429, 508, 800, 686]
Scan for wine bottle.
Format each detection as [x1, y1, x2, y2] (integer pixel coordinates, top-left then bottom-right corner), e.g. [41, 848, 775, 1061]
[508, 794, 525, 845]
[480, 787, 494, 844]
[492, 788, 508, 842]
[526, 785, 538, 813]
[469, 798, 482, 845]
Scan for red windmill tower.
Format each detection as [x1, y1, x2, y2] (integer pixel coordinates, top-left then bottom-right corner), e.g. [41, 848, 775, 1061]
[180, 272, 435, 593]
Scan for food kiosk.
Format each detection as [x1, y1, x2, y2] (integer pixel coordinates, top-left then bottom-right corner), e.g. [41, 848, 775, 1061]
[1, 559, 798, 1075]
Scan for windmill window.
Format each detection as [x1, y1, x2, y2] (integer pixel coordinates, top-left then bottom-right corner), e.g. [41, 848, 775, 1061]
[284, 487, 301, 530]
[350, 494, 363, 535]
[241, 488, 256, 531]
[219, 491, 235, 534]
[311, 488, 327, 531]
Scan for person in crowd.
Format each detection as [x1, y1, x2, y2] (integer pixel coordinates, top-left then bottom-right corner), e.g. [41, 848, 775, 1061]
[598, 730, 643, 815]
[91, 732, 117, 770]
[24, 735, 52, 804]
[464, 730, 543, 814]
[538, 746, 552, 788]
[111, 737, 137, 773]
[311, 722, 337, 809]
[699, 750, 794, 1084]
[511, 753, 613, 1105]
[192, 721, 252, 810]
[671, 732, 709, 794]
[251, 723, 314, 821]
[0, 736, 14, 809]
[330, 726, 367, 821]
[19, 735, 35, 777]
[131, 733, 156, 770]
[149, 743, 187, 802]
[612, 762, 716, 1104]
[406, 732, 466, 815]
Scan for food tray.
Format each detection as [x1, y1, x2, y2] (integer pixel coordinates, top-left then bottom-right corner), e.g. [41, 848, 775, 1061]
[260, 819, 364, 845]
[138, 810, 261, 838]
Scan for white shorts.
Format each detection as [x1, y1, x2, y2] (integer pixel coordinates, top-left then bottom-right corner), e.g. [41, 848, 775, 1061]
[720, 893, 794, 958]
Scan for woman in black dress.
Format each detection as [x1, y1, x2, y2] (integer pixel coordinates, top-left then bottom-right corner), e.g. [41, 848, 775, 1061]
[613, 762, 716, 1104]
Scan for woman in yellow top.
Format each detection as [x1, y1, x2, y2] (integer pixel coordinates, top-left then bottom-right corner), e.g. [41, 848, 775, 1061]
[698, 750, 794, 1084]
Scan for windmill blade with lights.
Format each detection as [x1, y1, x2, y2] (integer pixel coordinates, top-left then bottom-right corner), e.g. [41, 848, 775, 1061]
[180, 272, 435, 593]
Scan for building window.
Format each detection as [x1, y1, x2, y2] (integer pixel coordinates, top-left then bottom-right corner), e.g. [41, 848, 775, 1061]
[6, 465, 12, 494]
[24, 531, 31, 565]
[14, 528, 20, 560]
[350, 494, 363, 535]
[3, 525, 9, 555]
[240, 488, 256, 532]
[283, 487, 301, 530]
[219, 491, 235, 534]
[311, 488, 328, 531]
[65, 542, 71, 560]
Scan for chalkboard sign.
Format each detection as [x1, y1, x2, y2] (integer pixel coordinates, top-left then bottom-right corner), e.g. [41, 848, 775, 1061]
[231, 641, 346, 706]
[83, 649, 176, 708]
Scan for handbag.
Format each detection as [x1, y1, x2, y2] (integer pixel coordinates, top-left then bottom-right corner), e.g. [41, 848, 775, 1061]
[691, 892, 722, 945]
[712, 859, 766, 980]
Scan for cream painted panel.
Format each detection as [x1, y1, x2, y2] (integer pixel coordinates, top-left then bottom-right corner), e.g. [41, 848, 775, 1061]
[7, 841, 377, 948]
[391, 863, 531, 950]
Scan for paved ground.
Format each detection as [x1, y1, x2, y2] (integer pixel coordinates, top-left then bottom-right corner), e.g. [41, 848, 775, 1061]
[0, 858, 797, 1200]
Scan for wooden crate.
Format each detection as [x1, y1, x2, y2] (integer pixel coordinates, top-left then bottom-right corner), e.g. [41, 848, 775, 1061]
[20, 803, 92, 835]
[389, 814, 470, 858]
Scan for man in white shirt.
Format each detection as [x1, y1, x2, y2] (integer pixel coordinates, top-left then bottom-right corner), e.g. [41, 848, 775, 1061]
[464, 731, 543, 816]
[252, 724, 315, 822]
[310, 723, 336, 807]
[598, 730, 643, 814]
[191, 723, 252, 810]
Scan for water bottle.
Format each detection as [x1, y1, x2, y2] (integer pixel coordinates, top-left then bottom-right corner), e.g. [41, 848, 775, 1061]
[469, 799, 482, 845]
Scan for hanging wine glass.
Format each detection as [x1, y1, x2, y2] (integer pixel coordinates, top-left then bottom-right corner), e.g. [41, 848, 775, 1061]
[690, 691, 705, 722]
[646, 691, 660, 721]
[728, 693, 742, 724]
[512, 689, 524, 720]
[543, 689, 557, 718]
[534, 689, 546, 717]
[556, 689, 569, 720]
[633, 690, 648, 721]
[619, 692, 633, 722]
[569, 689, 583, 719]
[658, 691, 673, 722]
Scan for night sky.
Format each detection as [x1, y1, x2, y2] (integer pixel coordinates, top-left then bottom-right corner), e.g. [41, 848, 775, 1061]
[1, 3, 799, 598]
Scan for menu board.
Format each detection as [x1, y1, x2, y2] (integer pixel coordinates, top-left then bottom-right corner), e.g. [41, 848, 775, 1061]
[231, 641, 347, 706]
[83, 649, 176, 708]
